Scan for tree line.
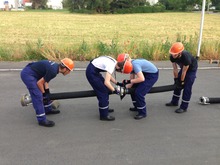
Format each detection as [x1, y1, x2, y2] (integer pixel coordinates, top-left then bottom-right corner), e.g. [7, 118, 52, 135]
[31, 0, 220, 13]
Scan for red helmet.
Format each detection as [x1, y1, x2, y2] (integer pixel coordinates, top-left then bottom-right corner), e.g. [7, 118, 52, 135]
[117, 53, 129, 62]
[61, 58, 74, 71]
[169, 42, 184, 55]
[122, 61, 133, 74]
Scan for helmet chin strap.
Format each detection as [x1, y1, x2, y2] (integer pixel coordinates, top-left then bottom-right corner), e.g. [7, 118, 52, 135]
[114, 70, 117, 81]
[177, 53, 182, 58]
[173, 53, 181, 59]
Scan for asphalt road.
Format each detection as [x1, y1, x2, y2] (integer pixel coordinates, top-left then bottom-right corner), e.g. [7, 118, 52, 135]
[0, 60, 220, 165]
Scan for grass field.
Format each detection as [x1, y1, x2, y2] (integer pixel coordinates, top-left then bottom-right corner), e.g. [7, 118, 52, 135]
[0, 10, 219, 61]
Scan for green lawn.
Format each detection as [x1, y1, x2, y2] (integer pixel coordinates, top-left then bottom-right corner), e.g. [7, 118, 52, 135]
[0, 11, 219, 60]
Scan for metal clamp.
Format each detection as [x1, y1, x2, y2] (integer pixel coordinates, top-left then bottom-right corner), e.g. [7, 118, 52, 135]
[199, 96, 210, 105]
[21, 94, 32, 106]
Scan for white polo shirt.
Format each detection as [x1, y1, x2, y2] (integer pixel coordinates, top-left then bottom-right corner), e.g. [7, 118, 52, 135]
[91, 56, 117, 74]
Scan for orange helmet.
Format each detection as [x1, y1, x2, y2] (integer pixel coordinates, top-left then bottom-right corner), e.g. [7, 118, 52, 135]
[61, 58, 74, 71]
[117, 53, 129, 62]
[122, 61, 133, 74]
[169, 42, 184, 55]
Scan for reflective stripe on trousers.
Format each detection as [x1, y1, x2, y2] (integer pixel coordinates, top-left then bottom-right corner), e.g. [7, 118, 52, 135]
[171, 70, 197, 110]
[131, 71, 159, 116]
[86, 63, 109, 117]
[20, 66, 46, 122]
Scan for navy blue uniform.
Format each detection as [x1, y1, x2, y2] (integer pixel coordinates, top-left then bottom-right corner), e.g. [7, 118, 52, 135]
[170, 50, 198, 110]
[131, 59, 159, 116]
[20, 60, 59, 122]
[86, 56, 116, 118]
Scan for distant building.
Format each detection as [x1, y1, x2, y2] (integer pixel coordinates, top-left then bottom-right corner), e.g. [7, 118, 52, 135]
[47, 0, 63, 10]
[146, 0, 158, 5]
[22, 0, 30, 6]
[0, 0, 25, 10]
[0, 0, 15, 10]
[0, 1, 5, 9]
[22, 0, 63, 9]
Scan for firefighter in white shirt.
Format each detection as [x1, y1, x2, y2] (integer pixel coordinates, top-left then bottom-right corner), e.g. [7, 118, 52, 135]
[86, 56, 132, 121]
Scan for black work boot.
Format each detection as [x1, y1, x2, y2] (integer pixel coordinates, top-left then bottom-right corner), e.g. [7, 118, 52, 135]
[100, 115, 115, 121]
[175, 108, 187, 113]
[108, 109, 114, 113]
[38, 119, 55, 127]
[129, 107, 138, 111]
[165, 102, 178, 106]
[46, 109, 60, 115]
[134, 114, 146, 120]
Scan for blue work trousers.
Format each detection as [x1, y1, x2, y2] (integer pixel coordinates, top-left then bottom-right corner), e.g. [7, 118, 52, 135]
[171, 69, 197, 110]
[131, 71, 159, 116]
[86, 63, 110, 117]
[20, 65, 47, 122]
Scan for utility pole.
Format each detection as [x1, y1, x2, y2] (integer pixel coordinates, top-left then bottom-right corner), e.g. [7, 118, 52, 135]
[14, 0, 18, 10]
[207, 0, 210, 13]
[197, 0, 206, 59]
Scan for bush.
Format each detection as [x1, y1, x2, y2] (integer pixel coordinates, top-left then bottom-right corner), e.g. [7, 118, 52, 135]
[24, 39, 46, 60]
[111, 5, 165, 14]
[0, 47, 12, 61]
[0, 33, 219, 61]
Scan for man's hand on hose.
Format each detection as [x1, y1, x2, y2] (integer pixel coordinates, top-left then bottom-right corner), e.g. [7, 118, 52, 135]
[43, 92, 50, 105]
[113, 86, 121, 95]
[116, 82, 124, 87]
[174, 78, 179, 85]
[122, 79, 131, 86]
[176, 80, 185, 89]
[113, 85, 126, 96]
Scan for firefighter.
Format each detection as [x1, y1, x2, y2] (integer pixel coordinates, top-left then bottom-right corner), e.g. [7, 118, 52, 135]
[117, 54, 159, 120]
[86, 56, 132, 121]
[20, 58, 74, 127]
[165, 42, 198, 113]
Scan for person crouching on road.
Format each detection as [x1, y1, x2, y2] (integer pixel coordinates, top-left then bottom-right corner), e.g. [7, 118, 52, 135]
[20, 58, 74, 127]
[86, 56, 132, 121]
[165, 42, 198, 113]
[117, 53, 159, 120]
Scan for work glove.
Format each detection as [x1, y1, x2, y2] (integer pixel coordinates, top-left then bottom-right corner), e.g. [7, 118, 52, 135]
[174, 78, 179, 85]
[43, 92, 50, 105]
[113, 85, 127, 97]
[43, 88, 50, 101]
[43, 88, 52, 112]
[113, 85, 121, 95]
[176, 80, 185, 89]
[116, 82, 124, 87]
[113, 85, 128, 100]
[45, 88, 50, 94]
[122, 79, 131, 85]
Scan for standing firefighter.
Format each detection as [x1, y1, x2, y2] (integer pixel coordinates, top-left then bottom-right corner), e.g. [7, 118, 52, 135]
[165, 42, 198, 113]
[20, 58, 74, 127]
[117, 54, 159, 120]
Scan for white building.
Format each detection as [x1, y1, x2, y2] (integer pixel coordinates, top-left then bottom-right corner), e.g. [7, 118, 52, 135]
[0, 0, 15, 9]
[147, 0, 159, 5]
[47, 0, 63, 10]
[22, 0, 63, 9]
[0, 0, 23, 10]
